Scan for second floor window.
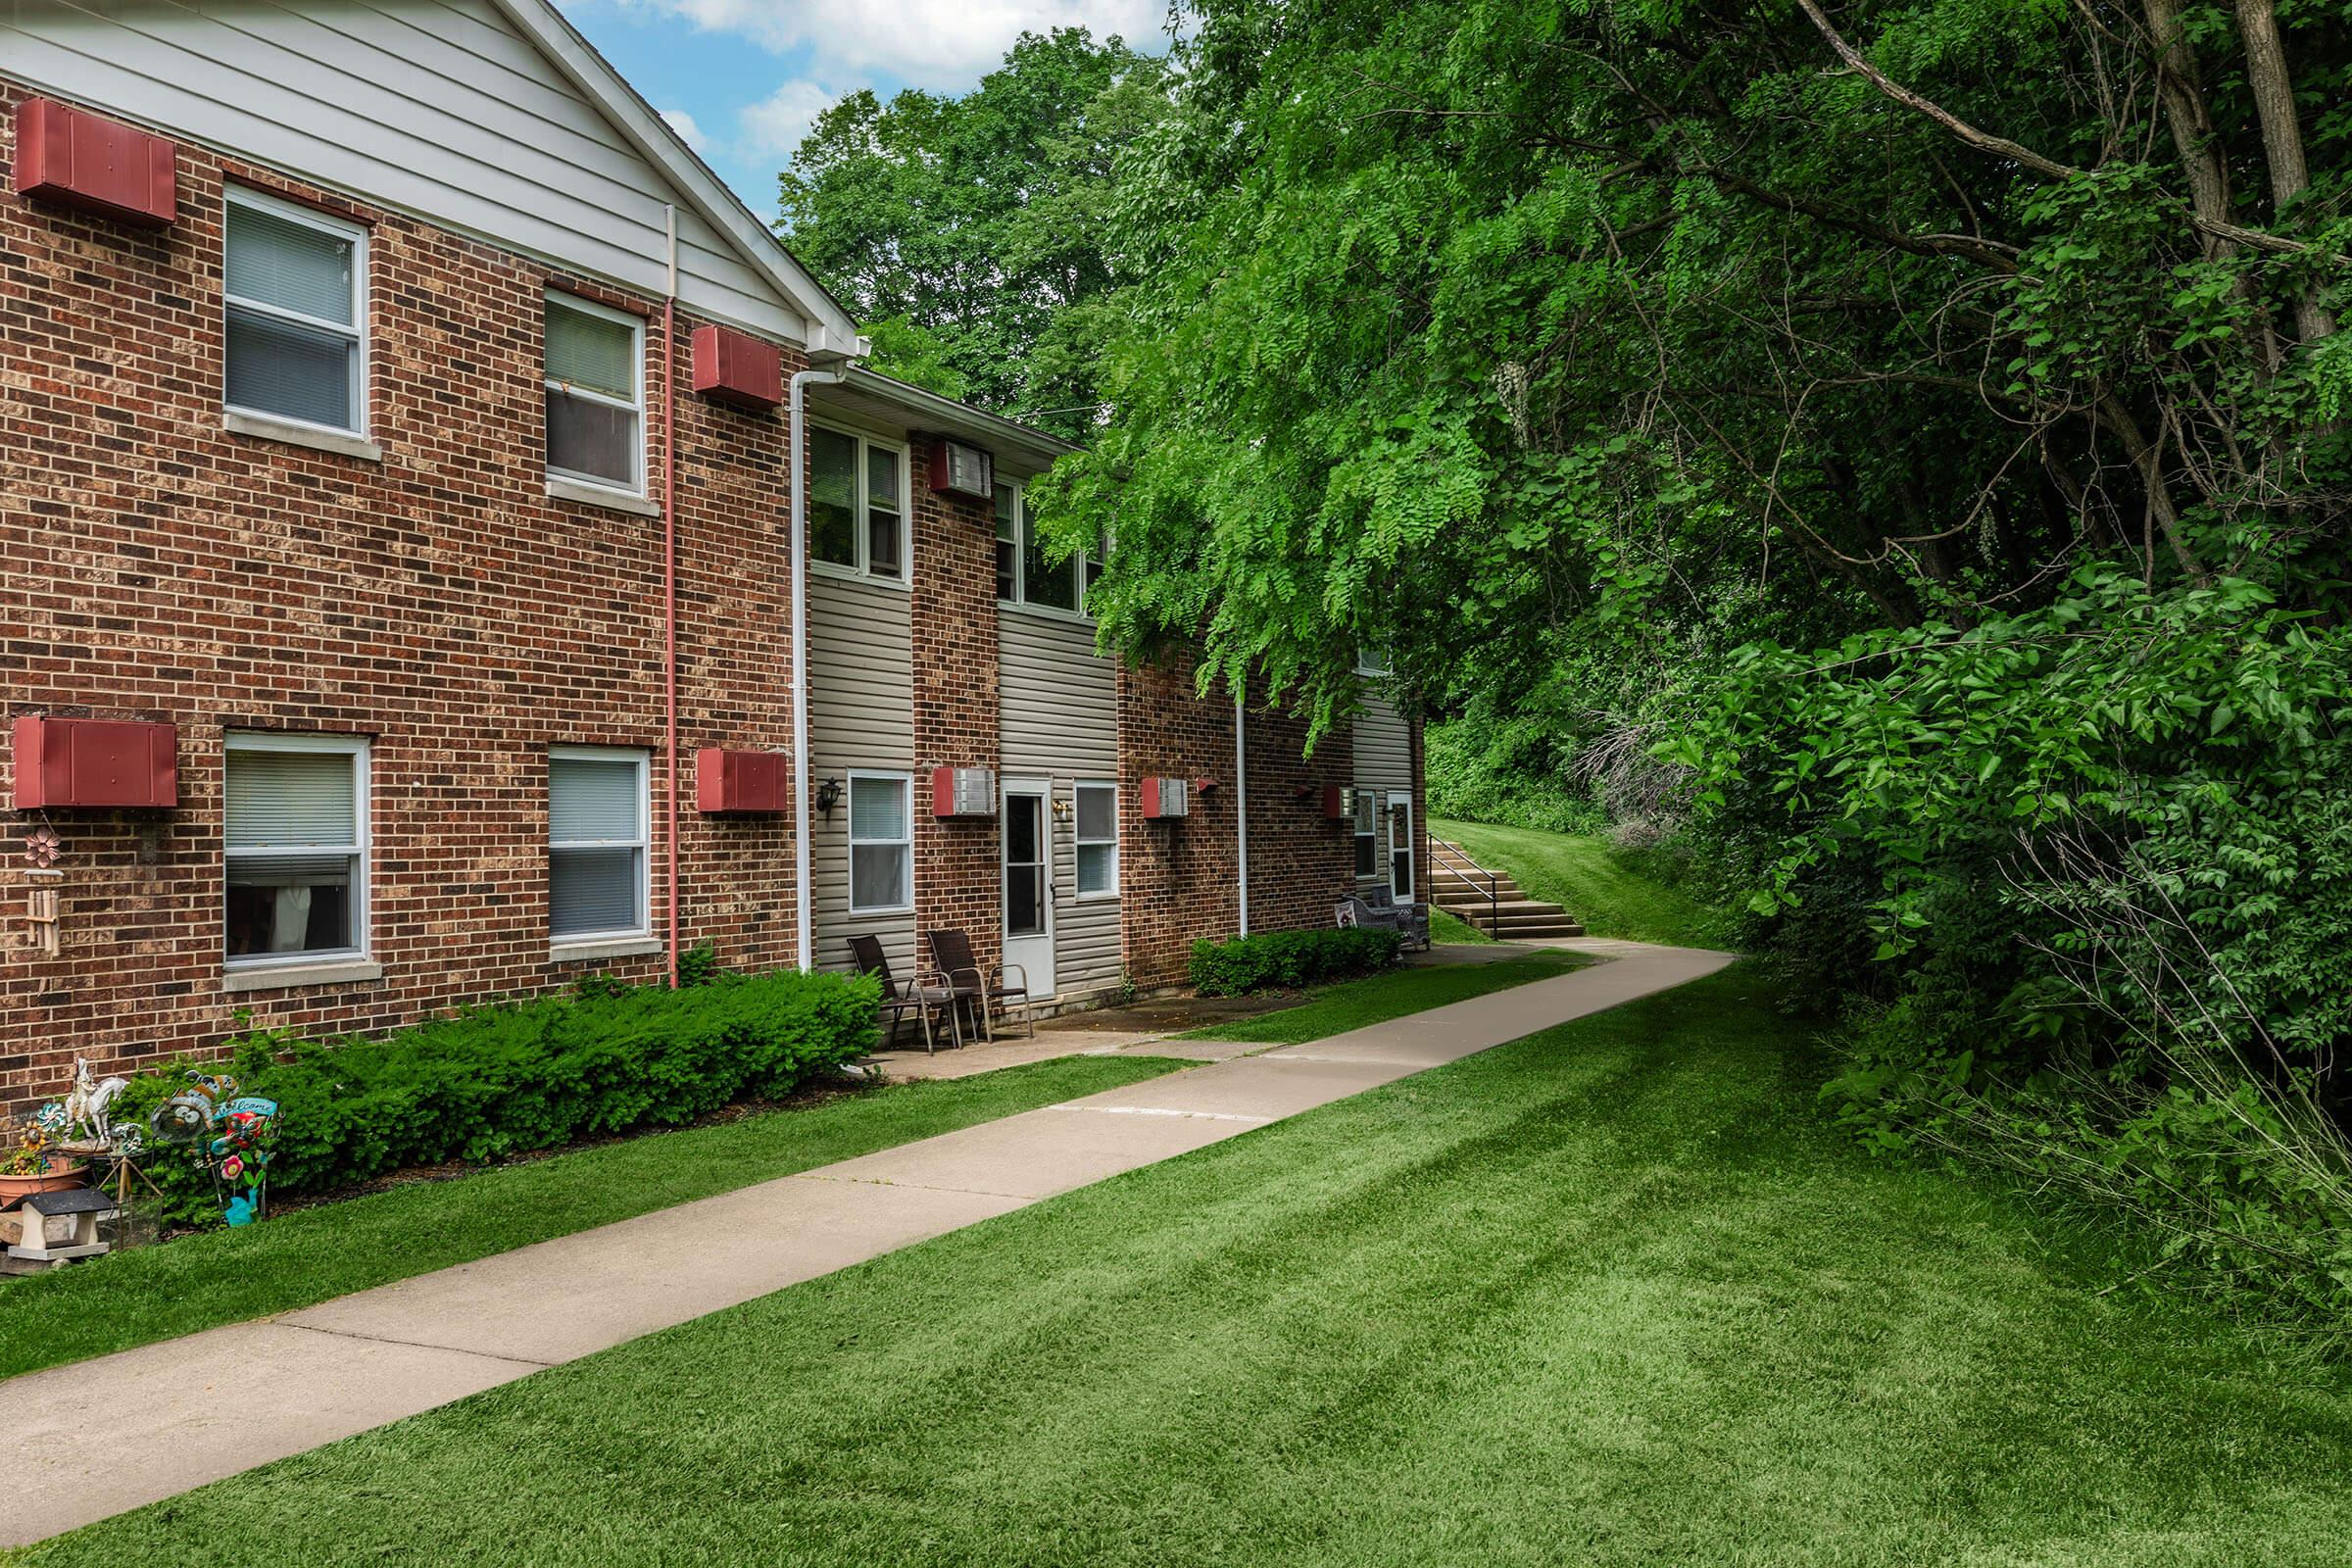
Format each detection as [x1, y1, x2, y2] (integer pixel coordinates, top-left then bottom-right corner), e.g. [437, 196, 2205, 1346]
[224, 189, 367, 435]
[809, 426, 906, 580]
[546, 295, 644, 494]
[996, 482, 1099, 613]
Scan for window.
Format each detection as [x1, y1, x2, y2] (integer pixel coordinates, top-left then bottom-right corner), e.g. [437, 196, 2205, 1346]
[1355, 649, 1394, 677]
[546, 294, 644, 494]
[849, 771, 913, 911]
[549, 748, 650, 940]
[809, 425, 907, 580]
[1354, 790, 1379, 879]
[995, 481, 1100, 613]
[1074, 782, 1118, 898]
[1390, 796, 1415, 898]
[224, 189, 367, 435]
[224, 733, 367, 964]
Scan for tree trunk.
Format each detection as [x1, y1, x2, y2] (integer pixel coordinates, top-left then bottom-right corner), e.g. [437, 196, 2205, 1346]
[2235, 0, 2337, 341]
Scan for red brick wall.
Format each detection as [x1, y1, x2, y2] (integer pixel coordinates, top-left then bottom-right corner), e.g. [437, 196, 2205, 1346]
[909, 463, 1001, 978]
[1115, 651, 1241, 988]
[0, 83, 805, 1105]
[1241, 689, 1358, 934]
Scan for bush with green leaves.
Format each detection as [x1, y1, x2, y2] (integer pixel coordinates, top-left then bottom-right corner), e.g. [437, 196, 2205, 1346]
[113, 965, 880, 1227]
[1189, 927, 1403, 996]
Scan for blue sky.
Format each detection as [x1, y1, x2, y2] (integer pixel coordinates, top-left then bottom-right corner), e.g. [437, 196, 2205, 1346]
[561, 0, 1173, 218]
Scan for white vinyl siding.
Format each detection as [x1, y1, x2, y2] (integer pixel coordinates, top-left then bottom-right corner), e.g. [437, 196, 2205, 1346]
[1075, 783, 1118, 898]
[848, 771, 913, 913]
[548, 747, 649, 940]
[809, 425, 907, 582]
[0, 0, 819, 347]
[998, 607, 1123, 998]
[808, 573, 914, 976]
[223, 733, 368, 965]
[1356, 681, 1415, 888]
[545, 294, 643, 494]
[224, 187, 366, 434]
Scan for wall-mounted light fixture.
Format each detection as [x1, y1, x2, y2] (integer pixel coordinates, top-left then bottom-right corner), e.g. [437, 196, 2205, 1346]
[1051, 796, 1072, 820]
[814, 776, 844, 819]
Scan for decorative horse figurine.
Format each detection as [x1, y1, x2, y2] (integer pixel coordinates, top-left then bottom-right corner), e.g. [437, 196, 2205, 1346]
[60, 1055, 127, 1146]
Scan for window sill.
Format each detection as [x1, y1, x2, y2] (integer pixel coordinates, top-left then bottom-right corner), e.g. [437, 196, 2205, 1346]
[223, 410, 381, 462]
[810, 561, 911, 592]
[222, 956, 383, 993]
[547, 476, 661, 517]
[998, 599, 1093, 626]
[1072, 891, 1121, 905]
[549, 934, 663, 963]
[847, 905, 915, 919]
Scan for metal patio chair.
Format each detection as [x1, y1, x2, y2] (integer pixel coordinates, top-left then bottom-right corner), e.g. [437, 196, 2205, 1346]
[848, 935, 961, 1054]
[927, 928, 1034, 1041]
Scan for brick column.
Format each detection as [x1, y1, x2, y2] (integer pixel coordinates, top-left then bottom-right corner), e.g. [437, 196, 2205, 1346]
[1241, 683, 1356, 933]
[909, 442, 1001, 975]
[1116, 649, 1242, 989]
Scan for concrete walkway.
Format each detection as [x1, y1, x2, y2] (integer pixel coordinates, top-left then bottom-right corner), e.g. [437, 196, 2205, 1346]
[0, 938, 1731, 1544]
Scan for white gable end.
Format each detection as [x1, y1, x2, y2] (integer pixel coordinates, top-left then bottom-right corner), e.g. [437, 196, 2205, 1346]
[0, 0, 856, 352]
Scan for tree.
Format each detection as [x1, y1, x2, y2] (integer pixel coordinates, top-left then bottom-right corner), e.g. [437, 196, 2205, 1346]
[777, 28, 1172, 439]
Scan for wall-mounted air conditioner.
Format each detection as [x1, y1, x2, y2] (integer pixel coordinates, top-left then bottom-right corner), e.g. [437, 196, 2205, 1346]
[932, 765, 997, 817]
[1140, 776, 1190, 819]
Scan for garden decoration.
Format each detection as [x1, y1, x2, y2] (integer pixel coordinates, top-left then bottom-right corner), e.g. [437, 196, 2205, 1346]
[0, 1104, 87, 1203]
[59, 1056, 127, 1150]
[149, 1071, 279, 1226]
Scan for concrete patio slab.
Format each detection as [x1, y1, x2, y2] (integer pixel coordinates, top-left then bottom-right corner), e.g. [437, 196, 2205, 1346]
[285, 1177, 1023, 1366]
[809, 1102, 1255, 1200]
[0, 1320, 537, 1544]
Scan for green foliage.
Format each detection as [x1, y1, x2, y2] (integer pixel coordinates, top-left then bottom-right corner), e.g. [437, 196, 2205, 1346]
[1425, 713, 1598, 836]
[778, 29, 1172, 438]
[113, 969, 880, 1221]
[1188, 927, 1402, 995]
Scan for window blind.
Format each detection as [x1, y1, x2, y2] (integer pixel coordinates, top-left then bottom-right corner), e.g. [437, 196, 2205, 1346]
[227, 203, 355, 326]
[226, 749, 358, 849]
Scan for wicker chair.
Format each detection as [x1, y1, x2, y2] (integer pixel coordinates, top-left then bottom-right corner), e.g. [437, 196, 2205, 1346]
[848, 935, 961, 1053]
[927, 928, 1034, 1041]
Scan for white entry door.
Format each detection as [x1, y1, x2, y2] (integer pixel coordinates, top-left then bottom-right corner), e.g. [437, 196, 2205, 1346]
[1002, 777, 1056, 999]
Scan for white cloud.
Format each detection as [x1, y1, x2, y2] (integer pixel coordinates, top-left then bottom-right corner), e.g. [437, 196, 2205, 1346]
[660, 108, 709, 152]
[616, 0, 1168, 88]
[736, 79, 840, 164]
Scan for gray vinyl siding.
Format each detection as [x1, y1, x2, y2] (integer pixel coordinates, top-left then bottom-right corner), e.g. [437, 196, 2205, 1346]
[1355, 684, 1414, 885]
[1000, 608, 1122, 1000]
[808, 574, 913, 979]
[0, 0, 810, 344]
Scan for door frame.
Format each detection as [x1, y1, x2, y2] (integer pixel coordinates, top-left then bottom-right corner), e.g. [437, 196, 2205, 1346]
[1000, 774, 1056, 999]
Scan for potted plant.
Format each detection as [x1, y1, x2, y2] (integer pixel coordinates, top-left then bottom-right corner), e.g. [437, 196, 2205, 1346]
[0, 1107, 87, 1201]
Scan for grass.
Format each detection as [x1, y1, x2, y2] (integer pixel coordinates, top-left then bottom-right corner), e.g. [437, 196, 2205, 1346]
[32, 967, 2352, 1567]
[1427, 905, 1494, 944]
[1179, 951, 1586, 1044]
[0, 1055, 1184, 1383]
[1436, 816, 1729, 947]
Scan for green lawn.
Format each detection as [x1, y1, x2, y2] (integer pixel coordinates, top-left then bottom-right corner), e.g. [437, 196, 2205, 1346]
[33, 968, 2352, 1567]
[1436, 817, 1729, 947]
[1180, 951, 1584, 1044]
[1428, 905, 1494, 944]
[0, 1055, 1184, 1383]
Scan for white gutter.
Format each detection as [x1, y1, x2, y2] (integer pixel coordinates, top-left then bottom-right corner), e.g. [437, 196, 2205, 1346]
[789, 368, 843, 971]
[1234, 694, 1250, 937]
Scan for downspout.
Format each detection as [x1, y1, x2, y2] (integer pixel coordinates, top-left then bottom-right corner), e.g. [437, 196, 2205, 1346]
[662, 206, 681, 988]
[1234, 693, 1250, 937]
[788, 366, 843, 972]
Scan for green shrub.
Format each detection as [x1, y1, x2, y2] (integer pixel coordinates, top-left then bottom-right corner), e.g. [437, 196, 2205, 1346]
[118, 967, 880, 1218]
[1189, 927, 1402, 996]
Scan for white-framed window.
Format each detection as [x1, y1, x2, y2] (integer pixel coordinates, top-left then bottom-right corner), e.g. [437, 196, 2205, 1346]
[809, 424, 907, 581]
[224, 732, 368, 965]
[995, 481, 1101, 614]
[223, 187, 368, 436]
[545, 293, 645, 495]
[1355, 649, 1394, 677]
[1074, 781, 1119, 898]
[848, 770, 914, 912]
[548, 747, 651, 941]
[1389, 796, 1415, 898]
[1354, 790, 1380, 879]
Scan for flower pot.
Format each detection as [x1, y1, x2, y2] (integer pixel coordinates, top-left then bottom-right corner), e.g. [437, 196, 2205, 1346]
[0, 1160, 87, 1201]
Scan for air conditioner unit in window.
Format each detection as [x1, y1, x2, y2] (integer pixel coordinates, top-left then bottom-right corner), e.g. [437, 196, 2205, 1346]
[1140, 776, 1190, 819]
[931, 765, 997, 818]
[928, 437, 994, 502]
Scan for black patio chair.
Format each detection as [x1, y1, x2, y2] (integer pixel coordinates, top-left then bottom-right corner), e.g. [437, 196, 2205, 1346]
[927, 928, 1034, 1041]
[848, 935, 961, 1054]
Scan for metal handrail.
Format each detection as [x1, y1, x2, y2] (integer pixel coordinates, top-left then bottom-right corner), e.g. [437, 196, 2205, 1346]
[1429, 838, 1500, 933]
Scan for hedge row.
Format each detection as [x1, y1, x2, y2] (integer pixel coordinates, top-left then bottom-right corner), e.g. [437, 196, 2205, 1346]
[1188, 927, 1403, 996]
[119, 967, 880, 1208]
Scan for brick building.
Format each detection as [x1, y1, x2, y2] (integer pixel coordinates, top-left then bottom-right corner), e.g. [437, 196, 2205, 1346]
[0, 0, 1423, 1107]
